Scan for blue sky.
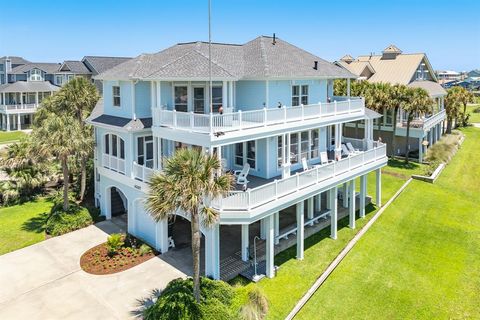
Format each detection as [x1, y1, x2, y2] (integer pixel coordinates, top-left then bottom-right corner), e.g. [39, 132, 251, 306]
[0, 0, 478, 71]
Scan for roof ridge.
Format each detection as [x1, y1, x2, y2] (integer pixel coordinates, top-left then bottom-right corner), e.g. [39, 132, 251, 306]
[259, 37, 269, 77]
[192, 46, 236, 77]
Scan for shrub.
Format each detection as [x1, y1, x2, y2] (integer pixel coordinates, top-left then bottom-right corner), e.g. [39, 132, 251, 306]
[139, 243, 153, 256]
[45, 203, 93, 236]
[239, 287, 269, 320]
[106, 233, 124, 255]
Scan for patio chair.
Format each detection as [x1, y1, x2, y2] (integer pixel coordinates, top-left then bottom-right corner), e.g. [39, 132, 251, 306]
[302, 157, 311, 171]
[320, 151, 333, 165]
[341, 144, 352, 157]
[234, 163, 250, 185]
[346, 142, 361, 154]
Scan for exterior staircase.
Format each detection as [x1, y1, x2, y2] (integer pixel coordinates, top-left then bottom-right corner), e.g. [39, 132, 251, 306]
[111, 187, 126, 217]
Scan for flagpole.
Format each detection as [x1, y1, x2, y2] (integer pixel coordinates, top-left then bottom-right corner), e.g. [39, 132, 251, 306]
[208, 0, 213, 113]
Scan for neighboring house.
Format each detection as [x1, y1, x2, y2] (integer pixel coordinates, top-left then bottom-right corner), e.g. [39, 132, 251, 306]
[436, 70, 463, 82]
[87, 36, 388, 281]
[0, 55, 130, 131]
[82, 56, 131, 93]
[336, 45, 447, 162]
[467, 69, 480, 78]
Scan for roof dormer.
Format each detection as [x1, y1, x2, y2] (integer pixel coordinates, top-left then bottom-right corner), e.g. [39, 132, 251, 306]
[381, 44, 402, 60]
[340, 54, 355, 64]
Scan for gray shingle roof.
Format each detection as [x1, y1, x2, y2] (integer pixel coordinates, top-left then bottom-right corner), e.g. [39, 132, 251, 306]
[82, 56, 131, 75]
[96, 36, 355, 81]
[58, 60, 92, 74]
[408, 80, 447, 97]
[0, 56, 30, 65]
[0, 81, 61, 93]
[10, 63, 61, 75]
[86, 98, 151, 130]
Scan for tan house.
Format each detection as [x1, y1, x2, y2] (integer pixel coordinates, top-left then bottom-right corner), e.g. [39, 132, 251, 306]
[336, 45, 447, 162]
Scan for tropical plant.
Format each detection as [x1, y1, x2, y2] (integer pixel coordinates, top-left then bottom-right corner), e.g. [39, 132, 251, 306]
[239, 287, 269, 320]
[106, 233, 125, 255]
[447, 86, 475, 127]
[444, 89, 462, 134]
[402, 87, 433, 163]
[145, 148, 233, 302]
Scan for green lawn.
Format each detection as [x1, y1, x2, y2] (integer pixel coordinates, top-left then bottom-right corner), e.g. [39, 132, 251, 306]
[466, 103, 480, 123]
[296, 127, 480, 319]
[232, 160, 423, 319]
[0, 198, 53, 255]
[0, 131, 26, 144]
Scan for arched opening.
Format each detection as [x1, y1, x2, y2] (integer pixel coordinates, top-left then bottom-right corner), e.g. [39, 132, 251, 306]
[106, 186, 128, 229]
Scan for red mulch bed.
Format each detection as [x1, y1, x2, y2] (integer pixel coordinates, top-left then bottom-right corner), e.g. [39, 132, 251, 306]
[80, 242, 158, 275]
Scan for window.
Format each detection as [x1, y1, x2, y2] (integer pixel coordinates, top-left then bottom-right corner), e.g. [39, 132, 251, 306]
[193, 87, 205, 114]
[290, 133, 298, 164]
[212, 86, 223, 113]
[385, 110, 393, 126]
[137, 136, 154, 168]
[300, 131, 309, 160]
[174, 86, 188, 112]
[67, 74, 74, 82]
[292, 85, 308, 106]
[235, 140, 256, 169]
[112, 86, 121, 107]
[55, 75, 63, 86]
[104, 134, 125, 159]
[280, 129, 320, 168]
[30, 68, 42, 81]
[311, 130, 319, 159]
[277, 136, 283, 168]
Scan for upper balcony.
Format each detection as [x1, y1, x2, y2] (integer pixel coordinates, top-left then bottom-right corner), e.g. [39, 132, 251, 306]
[397, 109, 446, 132]
[0, 103, 38, 114]
[152, 97, 365, 146]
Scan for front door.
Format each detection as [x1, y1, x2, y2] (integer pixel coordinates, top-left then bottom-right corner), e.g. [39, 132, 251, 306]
[193, 87, 205, 114]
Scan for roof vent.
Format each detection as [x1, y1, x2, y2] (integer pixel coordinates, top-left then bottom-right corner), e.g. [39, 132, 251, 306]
[313, 61, 318, 70]
[272, 33, 276, 45]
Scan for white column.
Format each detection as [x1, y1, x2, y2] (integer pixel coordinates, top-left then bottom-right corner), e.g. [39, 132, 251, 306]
[155, 219, 169, 253]
[347, 78, 351, 97]
[222, 81, 227, 109]
[17, 113, 21, 130]
[296, 201, 304, 260]
[376, 168, 382, 207]
[307, 197, 314, 226]
[153, 137, 158, 170]
[228, 81, 234, 108]
[260, 218, 266, 240]
[205, 224, 220, 280]
[334, 123, 342, 160]
[265, 214, 275, 278]
[315, 192, 322, 212]
[150, 81, 156, 107]
[349, 179, 356, 229]
[274, 212, 279, 245]
[360, 175, 367, 218]
[6, 114, 10, 131]
[342, 183, 348, 208]
[104, 187, 112, 220]
[241, 224, 249, 261]
[156, 81, 161, 107]
[329, 186, 338, 239]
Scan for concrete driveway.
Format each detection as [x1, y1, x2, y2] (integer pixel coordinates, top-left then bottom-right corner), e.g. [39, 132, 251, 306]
[0, 221, 185, 320]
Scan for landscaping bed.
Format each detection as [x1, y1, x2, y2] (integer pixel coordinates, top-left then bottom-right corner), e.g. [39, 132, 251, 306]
[80, 234, 158, 275]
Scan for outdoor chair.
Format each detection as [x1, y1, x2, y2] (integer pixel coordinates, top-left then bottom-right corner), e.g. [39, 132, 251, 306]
[346, 142, 361, 154]
[234, 163, 250, 185]
[302, 157, 311, 171]
[320, 151, 333, 165]
[341, 144, 352, 157]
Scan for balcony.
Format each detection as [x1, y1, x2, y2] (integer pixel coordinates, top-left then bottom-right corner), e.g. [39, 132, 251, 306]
[102, 154, 126, 175]
[132, 162, 154, 182]
[0, 103, 38, 114]
[212, 143, 387, 212]
[397, 109, 446, 131]
[152, 98, 364, 136]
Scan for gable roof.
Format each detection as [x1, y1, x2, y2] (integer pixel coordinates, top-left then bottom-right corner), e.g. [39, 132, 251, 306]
[337, 60, 375, 78]
[57, 60, 91, 74]
[96, 36, 355, 81]
[382, 44, 402, 54]
[82, 56, 132, 75]
[408, 80, 447, 97]
[10, 62, 61, 75]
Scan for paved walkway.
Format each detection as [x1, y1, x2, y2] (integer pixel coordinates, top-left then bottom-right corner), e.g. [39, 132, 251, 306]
[0, 221, 185, 320]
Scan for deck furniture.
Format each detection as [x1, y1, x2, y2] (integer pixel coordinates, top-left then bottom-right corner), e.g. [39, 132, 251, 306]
[346, 142, 361, 154]
[234, 163, 250, 185]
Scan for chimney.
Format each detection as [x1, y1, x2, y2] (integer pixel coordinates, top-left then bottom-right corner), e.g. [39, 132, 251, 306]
[313, 61, 318, 70]
[272, 33, 276, 45]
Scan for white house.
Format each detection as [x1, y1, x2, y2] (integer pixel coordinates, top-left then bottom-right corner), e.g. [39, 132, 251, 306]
[87, 36, 388, 280]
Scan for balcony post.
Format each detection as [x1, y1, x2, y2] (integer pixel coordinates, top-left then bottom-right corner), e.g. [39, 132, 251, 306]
[241, 224, 249, 261]
[17, 113, 21, 130]
[315, 192, 322, 212]
[296, 201, 304, 260]
[238, 110, 242, 130]
[265, 214, 275, 278]
[349, 179, 356, 229]
[209, 112, 213, 134]
[6, 114, 10, 132]
[328, 186, 338, 240]
[360, 174, 367, 218]
[342, 183, 348, 208]
[274, 212, 279, 245]
[307, 197, 314, 226]
[263, 107, 267, 126]
[376, 168, 382, 207]
[155, 219, 169, 254]
[173, 109, 177, 127]
[190, 111, 194, 128]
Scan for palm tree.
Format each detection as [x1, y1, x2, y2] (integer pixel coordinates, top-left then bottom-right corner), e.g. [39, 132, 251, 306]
[403, 88, 433, 163]
[448, 86, 475, 127]
[31, 106, 82, 210]
[145, 148, 233, 302]
[388, 84, 410, 159]
[444, 89, 462, 134]
[50, 77, 99, 201]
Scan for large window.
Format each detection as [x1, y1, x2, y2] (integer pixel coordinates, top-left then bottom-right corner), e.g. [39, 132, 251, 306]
[279, 129, 320, 168]
[174, 86, 188, 112]
[193, 87, 205, 114]
[290, 133, 298, 164]
[137, 136, 153, 168]
[235, 140, 256, 169]
[55, 75, 63, 86]
[30, 69, 42, 81]
[292, 85, 308, 106]
[104, 134, 125, 159]
[212, 86, 223, 113]
[112, 86, 121, 107]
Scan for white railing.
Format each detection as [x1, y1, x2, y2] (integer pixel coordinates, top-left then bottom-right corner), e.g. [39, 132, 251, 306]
[0, 103, 38, 112]
[102, 153, 126, 175]
[132, 162, 154, 182]
[212, 144, 387, 211]
[152, 98, 364, 134]
[342, 137, 365, 150]
[423, 109, 446, 131]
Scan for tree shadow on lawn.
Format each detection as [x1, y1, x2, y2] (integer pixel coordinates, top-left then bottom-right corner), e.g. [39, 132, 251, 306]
[130, 288, 162, 317]
[387, 159, 421, 171]
[21, 212, 48, 234]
